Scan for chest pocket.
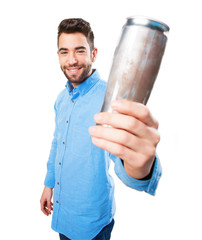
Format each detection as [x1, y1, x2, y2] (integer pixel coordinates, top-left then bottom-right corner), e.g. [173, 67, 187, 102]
[69, 125, 92, 158]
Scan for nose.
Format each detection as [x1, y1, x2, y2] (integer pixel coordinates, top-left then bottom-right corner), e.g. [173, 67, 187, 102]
[67, 52, 78, 65]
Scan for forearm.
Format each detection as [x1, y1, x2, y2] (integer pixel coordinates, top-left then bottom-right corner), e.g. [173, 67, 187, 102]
[44, 138, 57, 188]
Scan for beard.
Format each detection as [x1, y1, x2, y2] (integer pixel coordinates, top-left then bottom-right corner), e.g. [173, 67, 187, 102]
[61, 63, 92, 86]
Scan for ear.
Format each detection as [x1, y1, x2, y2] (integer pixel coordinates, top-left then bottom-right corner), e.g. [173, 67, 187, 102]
[91, 48, 98, 63]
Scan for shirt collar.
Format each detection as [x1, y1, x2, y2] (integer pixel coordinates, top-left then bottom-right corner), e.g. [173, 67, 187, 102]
[65, 69, 100, 96]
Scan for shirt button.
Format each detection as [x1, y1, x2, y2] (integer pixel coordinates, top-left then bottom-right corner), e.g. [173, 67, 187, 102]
[66, 120, 68, 123]
[72, 100, 74, 103]
[59, 162, 61, 165]
[63, 141, 65, 144]
[57, 182, 59, 185]
[56, 200, 59, 203]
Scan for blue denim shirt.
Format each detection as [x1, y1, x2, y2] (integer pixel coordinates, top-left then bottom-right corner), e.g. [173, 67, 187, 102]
[44, 70, 162, 240]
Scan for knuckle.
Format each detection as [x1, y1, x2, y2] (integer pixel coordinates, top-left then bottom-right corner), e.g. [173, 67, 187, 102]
[155, 120, 159, 129]
[149, 146, 156, 157]
[120, 132, 131, 144]
[145, 143, 156, 158]
[141, 106, 150, 119]
[152, 132, 160, 145]
[155, 133, 161, 145]
[116, 145, 125, 157]
[150, 129, 160, 146]
[128, 117, 139, 130]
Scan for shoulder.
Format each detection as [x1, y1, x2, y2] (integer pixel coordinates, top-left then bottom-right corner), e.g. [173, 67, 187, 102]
[98, 79, 107, 88]
[89, 79, 107, 100]
[92, 70, 107, 90]
[94, 76, 107, 91]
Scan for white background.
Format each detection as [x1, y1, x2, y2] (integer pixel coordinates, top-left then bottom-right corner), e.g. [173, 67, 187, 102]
[0, 0, 202, 239]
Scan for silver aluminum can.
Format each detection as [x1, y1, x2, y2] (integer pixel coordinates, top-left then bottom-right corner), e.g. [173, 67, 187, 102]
[101, 16, 169, 113]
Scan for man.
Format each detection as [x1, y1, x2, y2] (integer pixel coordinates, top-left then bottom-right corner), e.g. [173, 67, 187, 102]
[40, 18, 161, 240]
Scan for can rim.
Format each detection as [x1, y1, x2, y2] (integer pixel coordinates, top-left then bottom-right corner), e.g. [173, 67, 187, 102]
[126, 16, 170, 32]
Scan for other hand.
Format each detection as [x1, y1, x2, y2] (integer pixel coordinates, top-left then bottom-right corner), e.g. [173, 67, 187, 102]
[40, 186, 53, 216]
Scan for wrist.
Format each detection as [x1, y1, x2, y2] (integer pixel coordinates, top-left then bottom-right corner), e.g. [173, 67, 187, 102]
[122, 158, 155, 180]
[139, 161, 155, 180]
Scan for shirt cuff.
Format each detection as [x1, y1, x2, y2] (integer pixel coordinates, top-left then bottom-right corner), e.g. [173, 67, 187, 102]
[114, 155, 162, 196]
[44, 171, 55, 189]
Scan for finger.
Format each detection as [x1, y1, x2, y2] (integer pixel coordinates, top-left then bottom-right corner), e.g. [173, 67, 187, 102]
[41, 199, 52, 216]
[94, 112, 159, 140]
[91, 136, 155, 179]
[89, 125, 155, 154]
[91, 136, 140, 164]
[40, 200, 49, 216]
[47, 200, 52, 214]
[111, 99, 159, 128]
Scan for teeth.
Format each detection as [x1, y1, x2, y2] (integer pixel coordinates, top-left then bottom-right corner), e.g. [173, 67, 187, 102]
[69, 69, 78, 72]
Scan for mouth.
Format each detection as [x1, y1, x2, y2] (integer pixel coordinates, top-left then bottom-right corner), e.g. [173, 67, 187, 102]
[65, 67, 82, 75]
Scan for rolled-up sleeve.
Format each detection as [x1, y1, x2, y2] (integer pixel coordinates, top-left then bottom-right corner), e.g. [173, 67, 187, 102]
[44, 103, 58, 189]
[110, 153, 162, 196]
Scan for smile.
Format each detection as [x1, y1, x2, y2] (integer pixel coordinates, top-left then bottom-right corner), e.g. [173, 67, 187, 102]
[66, 67, 82, 74]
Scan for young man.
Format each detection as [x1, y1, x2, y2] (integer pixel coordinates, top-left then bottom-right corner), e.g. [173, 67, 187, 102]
[40, 18, 161, 240]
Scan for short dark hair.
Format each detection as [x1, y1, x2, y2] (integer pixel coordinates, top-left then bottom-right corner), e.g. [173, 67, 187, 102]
[57, 18, 94, 50]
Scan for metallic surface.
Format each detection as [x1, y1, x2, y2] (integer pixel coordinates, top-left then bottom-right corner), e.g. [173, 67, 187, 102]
[101, 16, 169, 113]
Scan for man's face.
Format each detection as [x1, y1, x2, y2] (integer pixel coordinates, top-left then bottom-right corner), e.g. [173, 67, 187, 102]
[57, 32, 97, 88]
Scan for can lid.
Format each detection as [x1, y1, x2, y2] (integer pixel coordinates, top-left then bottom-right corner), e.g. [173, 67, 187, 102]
[126, 16, 170, 32]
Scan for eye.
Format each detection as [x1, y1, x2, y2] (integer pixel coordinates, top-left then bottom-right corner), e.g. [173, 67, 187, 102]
[61, 51, 67, 55]
[76, 50, 86, 54]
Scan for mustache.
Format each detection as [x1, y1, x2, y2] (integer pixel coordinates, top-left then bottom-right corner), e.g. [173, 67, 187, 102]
[63, 64, 82, 70]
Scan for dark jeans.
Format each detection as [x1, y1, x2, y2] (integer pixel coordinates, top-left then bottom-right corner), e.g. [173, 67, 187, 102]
[59, 219, 115, 240]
